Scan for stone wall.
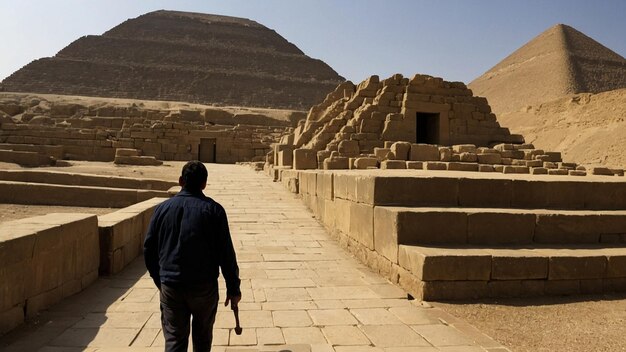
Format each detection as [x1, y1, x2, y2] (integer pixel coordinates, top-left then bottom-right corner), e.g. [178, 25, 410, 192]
[98, 198, 165, 275]
[0, 97, 290, 164]
[0, 197, 167, 335]
[0, 214, 100, 334]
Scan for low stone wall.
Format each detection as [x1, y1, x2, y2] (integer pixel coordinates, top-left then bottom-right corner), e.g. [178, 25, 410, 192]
[0, 170, 176, 190]
[0, 181, 167, 207]
[98, 197, 166, 275]
[0, 213, 100, 334]
[0, 149, 54, 167]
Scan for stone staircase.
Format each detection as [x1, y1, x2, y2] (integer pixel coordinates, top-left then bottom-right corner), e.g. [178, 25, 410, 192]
[280, 168, 626, 301]
[373, 174, 626, 300]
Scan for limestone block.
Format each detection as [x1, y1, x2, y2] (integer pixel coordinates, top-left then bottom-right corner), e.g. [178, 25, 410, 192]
[467, 212, 535, 244]
[494, 143, 515, 151]
[503, 166, 530, 174]
[438, 147, 452, 162]
[354, 157, 378, 169]
[381, 160, 406, 169]
[500, 150, 525, 159]
[549, 255, 607, 280]
[317, 150, 331, 163]
[399, 211, 468, 244]
[607, 255, 626, 278]
[406, 161, 424, 169]
[424, 162, 447, 170]
[531, 167, 548, 175]
[349, 203, 375, 249]
[293, 149, 317, 170]
[534, 214, 606, 243]
[535, 154, 551, 162]
[525, 160, 543, 167]
[457, 152, 478, 163]
[299, 172, 317, 196]
[447, 162, 478, 172]
[452, 144, 476, 153]
[314, 172, 333, 201]
[115, 148, 140, 157]
[370, 174, 458, 206]
[278, 150, 293, 167]
[373, 207, 400, 263]
[458, 178, 511, 208]
[331, 173, 346, 200]
[409, 144, 439, 161]
[478, 165, 494, 172]
[390, 142, 411, 160]
[492, 254, 548, 280]
[338, 139, 360, 157]
[114, 156, 163, 166]
[477, 153, 501, 164]
[399, 246, 491, 281]
[323, 157, 349, 170]
[592, 167, 614, 176]
[548, 169, 568, 176]
[545, 152, 562, 162]
[569, 170, 587, 176]
[420, 280, 489, 300]
[373, 147, 391, 161]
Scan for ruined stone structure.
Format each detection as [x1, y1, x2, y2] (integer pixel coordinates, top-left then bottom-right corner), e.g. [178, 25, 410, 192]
[470, 24, 626, 114]
[1, 10, 344, 110]
[0, 96, 292, 165]
[272, 73, 531, 170]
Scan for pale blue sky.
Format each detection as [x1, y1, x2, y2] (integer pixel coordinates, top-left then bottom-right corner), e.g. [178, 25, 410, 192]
[1, 0, 625, 84]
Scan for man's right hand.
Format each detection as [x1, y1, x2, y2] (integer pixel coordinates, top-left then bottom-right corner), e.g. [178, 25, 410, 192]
[225, 294, 241, 309]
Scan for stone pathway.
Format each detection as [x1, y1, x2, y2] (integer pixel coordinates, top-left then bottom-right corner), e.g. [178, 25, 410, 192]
[0, 164, 508, 351]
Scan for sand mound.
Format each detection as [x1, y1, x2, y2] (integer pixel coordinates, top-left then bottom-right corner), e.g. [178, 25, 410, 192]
[498, 88, 626, 168]
[470, 24, 626, 114]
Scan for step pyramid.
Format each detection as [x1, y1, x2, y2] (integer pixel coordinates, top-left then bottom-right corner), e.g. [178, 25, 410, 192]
[470, 24, 626, 113]
[0, 10, 344, 110]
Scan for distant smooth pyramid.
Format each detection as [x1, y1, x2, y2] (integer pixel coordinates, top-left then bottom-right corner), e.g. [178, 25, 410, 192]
[469, 24, 626, 113]
[0, 10, 344, 110]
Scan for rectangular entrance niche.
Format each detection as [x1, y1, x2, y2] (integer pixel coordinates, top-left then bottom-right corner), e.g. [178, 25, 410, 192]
[416, 112, 440, 144]
[199, 138, 217, 163]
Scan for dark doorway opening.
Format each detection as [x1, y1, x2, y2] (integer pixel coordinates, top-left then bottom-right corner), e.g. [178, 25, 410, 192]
[199, 138, 217, 163]
[416, 112, 440, 144]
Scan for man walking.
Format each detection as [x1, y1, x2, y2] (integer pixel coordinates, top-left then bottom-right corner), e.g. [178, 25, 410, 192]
[144, 161, 241, 352]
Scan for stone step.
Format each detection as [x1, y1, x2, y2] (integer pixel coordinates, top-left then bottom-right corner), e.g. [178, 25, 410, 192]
[398, 244, 626, 300]
[375, 206, 626, 251]
[323, 170, 626, 210]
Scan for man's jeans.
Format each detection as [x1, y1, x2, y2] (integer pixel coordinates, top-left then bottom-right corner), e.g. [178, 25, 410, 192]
[160, 282, 219, 352]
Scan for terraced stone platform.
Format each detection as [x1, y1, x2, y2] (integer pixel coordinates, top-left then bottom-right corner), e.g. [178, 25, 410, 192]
[278, 168, 626, 300]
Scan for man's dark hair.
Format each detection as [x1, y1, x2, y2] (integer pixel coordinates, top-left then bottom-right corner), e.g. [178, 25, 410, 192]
[181, 161, 208, 191]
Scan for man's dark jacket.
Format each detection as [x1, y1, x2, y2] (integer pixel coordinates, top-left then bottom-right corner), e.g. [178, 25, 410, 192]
[143, 188, 241, 296]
